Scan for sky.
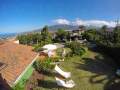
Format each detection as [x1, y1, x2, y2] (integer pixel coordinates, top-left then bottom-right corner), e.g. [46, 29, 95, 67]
[0, 0, 120, 33]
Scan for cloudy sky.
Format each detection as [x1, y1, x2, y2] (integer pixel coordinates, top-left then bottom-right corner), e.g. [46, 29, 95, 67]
[53, 18, 116, 27]
[0, 0, 120, 33]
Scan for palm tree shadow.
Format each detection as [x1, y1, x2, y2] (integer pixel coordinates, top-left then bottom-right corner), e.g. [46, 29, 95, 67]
[104, 76, 120, 90]
[89, 74, 107, 84]
[74, 54, 119, 90]
[37, 79, 62, 89]
[75, 56, 116, 75]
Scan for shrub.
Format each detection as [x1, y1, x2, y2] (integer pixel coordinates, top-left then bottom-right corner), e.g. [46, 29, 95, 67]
[56, 48, 63, 56]
[65, 41, 86, 56]
[56, 48, 72, 57]
[74, 47, 86, 56]
[33, 44, 44, 52]
[64, 48, 72, 57]
[34, 58, 54, 73]
[51, 57, 60, 62]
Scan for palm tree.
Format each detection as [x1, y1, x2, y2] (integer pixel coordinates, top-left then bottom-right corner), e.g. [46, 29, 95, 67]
[101, 25, 107, 32]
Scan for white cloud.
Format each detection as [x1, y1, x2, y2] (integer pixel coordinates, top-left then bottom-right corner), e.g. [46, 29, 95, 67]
[53, 18, 116, 27]
[53, 19, 70, 25]
[72, 19, 85, 26]
[72, 19, 116, 27]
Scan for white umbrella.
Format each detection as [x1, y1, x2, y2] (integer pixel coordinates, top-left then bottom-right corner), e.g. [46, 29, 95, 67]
[43, 44, 57, 50]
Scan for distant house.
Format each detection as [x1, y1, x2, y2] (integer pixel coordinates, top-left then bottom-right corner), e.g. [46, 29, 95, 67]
[69, 29, 85, 41]
[51, 28, 85, 42]
[97, 29, 114, 40]
[0, 41, 38, 87]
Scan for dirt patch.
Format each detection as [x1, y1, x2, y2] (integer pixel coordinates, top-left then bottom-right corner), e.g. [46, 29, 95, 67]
[25, 70, 44, 90]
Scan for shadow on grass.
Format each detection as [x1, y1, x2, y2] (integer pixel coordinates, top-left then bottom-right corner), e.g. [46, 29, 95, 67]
[74, 53, 120, 90]
[104, 76, 120, 90]
[38, 79, 62, 89]
[40, 70, 55, 77]
[75, 57, 116, 75]
[36, 71, 65, 89]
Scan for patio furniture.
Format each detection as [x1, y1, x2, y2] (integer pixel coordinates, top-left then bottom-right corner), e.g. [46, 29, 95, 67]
[54, 65, 71, 78]
[59, 59, 64, 62]
[55, 77, 75, 88]
[50, 61, 60, 65]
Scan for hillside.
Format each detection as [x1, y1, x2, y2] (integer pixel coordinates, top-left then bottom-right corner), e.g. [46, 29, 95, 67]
[32, 25, 79, 32]
[0, 33, 17, 39]
[31, 24, 103, 33]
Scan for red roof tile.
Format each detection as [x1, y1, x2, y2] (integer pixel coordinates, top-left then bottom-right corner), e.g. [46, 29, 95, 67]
[0, 42, 37, 86]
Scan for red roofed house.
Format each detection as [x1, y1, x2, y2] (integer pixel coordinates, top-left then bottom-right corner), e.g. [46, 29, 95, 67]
[0, 41, 38, 88]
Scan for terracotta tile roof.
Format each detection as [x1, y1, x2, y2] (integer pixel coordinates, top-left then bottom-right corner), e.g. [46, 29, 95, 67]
[0, 42, 37, 86]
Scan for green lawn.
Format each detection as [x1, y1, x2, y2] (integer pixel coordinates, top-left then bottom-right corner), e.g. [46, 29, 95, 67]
[33, 49, 119, 90]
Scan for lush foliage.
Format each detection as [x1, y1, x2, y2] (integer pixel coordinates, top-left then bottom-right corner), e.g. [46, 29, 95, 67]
[83, 26, 120, 65]
[17, 33, 42, 45]
[56, 48, 63, 56]
[33, 44, 44, 52]
[54, 28, 69, 42]
[82, 29, 99, 42]
[32, 50, 116, 90]
[65, 41, 86, 56]
[41, 26, 52, 44]
[17, 26, 52, 52]
[56, 48, 72, 57]
[64, 48, 72, 57]
[83, 26, 120, 47]
[34, 58, 54, 73]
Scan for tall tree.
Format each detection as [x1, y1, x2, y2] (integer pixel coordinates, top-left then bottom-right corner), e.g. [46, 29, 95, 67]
[83, 29, 97, 41]
[101, 25, 107, 33]
[56, 28, 68, 42]
[41, 26, 52, 44]
[113, 26, 120, 46]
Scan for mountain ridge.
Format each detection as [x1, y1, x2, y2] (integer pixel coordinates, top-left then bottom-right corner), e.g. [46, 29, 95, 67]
[31, 24, 103, 33]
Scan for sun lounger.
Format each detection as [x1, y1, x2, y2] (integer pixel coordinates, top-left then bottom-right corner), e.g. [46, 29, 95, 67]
[55, 77, 75, 88]
[54, 65, 71, 78]
[59, 59, 64, 62]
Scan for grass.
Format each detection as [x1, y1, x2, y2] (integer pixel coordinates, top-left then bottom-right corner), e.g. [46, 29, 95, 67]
[33, 49, 119, 90]
[12, 65, 34, 90]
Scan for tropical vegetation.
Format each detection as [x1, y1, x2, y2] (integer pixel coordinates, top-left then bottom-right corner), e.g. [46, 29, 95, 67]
[83, 25, 120, 65]
[15, 25, 120, 90]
